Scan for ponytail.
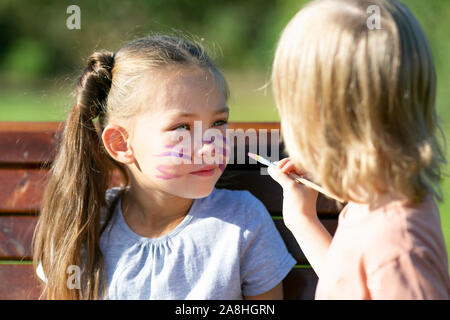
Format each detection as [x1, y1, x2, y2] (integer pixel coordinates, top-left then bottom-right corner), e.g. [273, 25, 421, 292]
[33, 51, 125, 299]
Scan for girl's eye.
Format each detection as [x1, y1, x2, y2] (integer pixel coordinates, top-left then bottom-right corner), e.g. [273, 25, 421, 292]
[173, 123, 190, 131]
[171, 120, 227, 131]
[213, 119, 228, 127]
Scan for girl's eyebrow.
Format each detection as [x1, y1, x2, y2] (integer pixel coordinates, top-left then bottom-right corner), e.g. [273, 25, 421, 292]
[169, 106, 229, 118]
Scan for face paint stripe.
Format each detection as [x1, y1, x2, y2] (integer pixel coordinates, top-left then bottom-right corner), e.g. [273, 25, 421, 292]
[156, 165, 183, 180]
[154, 151, 192, 161]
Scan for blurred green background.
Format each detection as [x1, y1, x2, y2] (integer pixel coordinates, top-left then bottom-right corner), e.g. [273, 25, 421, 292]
[0, 0, 449, 266]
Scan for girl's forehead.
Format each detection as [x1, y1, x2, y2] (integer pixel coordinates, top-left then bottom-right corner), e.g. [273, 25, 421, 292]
[162, 102, 229, 119]
[140, 67, 227, 115]
[165, 67, 222, 96]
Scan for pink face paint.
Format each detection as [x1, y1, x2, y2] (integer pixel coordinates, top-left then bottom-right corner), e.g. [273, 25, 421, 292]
[153, 144, 192, 161]
[153, 143, 193, 179]
[155, 164, 183, 180]
[154, 151, 192, 161]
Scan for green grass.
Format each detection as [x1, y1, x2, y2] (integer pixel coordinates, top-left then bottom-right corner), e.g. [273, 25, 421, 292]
[0, 260, 33, 265]
[225, 71, 280, 122]
[0, 86, 71, 121]
[0, 71, 449, 271]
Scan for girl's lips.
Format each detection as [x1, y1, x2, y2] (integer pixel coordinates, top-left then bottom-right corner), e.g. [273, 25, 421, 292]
[190, 166, 217, 177]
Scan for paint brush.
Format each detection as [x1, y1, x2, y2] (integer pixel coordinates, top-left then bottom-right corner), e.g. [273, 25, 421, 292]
[248, 152, 343, 202]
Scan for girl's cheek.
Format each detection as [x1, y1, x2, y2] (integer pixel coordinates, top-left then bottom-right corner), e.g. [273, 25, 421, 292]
[154, 164, 184, 180]
[150, 142, 192, 180]
[153, 140, 192, 164]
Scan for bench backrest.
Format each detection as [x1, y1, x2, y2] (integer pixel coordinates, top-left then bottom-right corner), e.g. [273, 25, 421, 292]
[0, 121, 341, 299]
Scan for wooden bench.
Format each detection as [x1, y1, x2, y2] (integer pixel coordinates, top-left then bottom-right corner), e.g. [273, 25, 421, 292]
[0, 121, 341, 300]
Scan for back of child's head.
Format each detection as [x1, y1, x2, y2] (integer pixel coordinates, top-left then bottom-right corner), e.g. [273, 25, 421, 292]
[272, 0, 446, 205]
[33, 35, 228, 299]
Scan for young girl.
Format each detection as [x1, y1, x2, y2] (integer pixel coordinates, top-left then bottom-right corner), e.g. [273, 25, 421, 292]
[33, 35, 296, 299]
[268, 0, 450, 299]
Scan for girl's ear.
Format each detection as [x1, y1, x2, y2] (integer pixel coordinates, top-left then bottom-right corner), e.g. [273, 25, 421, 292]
[101, 124, 135, 164]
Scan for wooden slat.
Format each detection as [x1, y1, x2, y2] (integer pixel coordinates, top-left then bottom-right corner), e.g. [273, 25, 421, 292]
[0, 216, 37, 260]
[0, 169, 126, 213]
[0, 122, 61, 132]
[283, 267, 318, 300]
[0, 169, 48, 214]
[0, 264, 42, 300]
[274, 219, 338, 264]
[0, 131, 60, 165]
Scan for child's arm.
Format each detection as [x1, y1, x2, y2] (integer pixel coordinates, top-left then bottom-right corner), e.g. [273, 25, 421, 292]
[268, 158, 332, 278]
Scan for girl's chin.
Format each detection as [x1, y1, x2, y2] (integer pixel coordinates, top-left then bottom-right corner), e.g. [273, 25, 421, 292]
[172, 185, 215, 199]
[168, 177, 218, 199]
[151, 169, 223, 198]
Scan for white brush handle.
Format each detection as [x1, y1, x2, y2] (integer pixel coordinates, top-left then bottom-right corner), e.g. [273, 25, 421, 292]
[288, 172, 343, 202]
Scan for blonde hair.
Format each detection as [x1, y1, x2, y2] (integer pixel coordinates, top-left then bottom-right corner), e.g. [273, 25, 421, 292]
[33, 35, 228, 299]
[272, 0, 446, 205]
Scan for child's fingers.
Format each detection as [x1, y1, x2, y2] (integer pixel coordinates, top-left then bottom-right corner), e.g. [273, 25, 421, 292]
[280, 159, 308, 177]
[275, 157, 290, 169]
[281, 161, 296, 174]
[267, 164, 298, 190]
[274, 158, 313, 181]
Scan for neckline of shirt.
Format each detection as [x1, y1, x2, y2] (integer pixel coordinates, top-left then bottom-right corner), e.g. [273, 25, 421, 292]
[114, 191, 202, 244]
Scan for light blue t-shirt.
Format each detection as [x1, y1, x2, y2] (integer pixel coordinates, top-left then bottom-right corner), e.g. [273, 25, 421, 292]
[100, 187, 296, 300]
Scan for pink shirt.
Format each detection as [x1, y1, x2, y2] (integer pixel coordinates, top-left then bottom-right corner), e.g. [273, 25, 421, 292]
[315, 194, 450, 299]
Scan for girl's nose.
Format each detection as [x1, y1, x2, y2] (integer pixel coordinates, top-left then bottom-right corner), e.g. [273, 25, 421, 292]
[196, 138, 216, 158]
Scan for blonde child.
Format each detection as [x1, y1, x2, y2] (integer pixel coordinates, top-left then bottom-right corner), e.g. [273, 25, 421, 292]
[268, 0, 450, 299]
[33, 35, 296, 299]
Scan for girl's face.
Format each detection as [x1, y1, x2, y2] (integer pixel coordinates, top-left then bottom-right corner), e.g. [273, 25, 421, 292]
[128, 67, 229, 199]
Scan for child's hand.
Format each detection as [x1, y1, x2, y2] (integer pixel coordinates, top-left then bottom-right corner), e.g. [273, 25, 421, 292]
[268, 158, 319, 232]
